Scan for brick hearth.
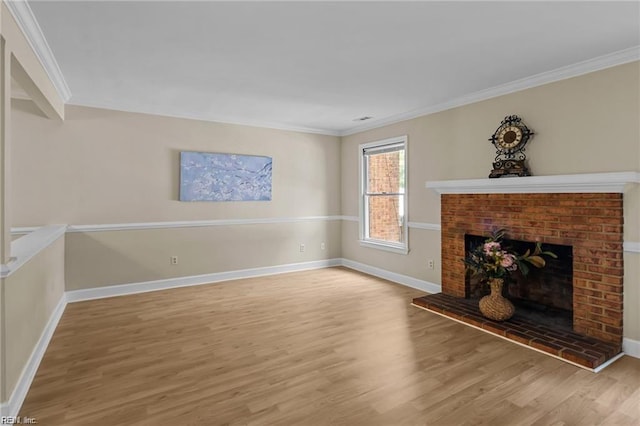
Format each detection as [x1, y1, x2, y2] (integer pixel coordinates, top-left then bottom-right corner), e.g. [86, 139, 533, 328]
[412, 293, 620, 369]
[439, 192, 624, 347]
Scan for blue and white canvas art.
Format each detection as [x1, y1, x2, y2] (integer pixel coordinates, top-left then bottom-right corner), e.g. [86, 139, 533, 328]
[180, 151, 272, 202]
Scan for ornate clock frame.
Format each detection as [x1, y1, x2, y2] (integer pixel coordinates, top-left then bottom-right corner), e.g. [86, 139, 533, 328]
[488, 115, 534, 178]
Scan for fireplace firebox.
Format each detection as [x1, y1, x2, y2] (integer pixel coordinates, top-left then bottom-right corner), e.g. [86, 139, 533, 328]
[465, 234, 574, 331]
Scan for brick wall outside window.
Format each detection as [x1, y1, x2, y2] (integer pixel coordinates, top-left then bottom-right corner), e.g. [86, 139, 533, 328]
[367, 151, 402, 243]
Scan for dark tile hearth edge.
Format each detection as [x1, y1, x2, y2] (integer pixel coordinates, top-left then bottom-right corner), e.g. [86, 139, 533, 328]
[412, 293, 622, 372]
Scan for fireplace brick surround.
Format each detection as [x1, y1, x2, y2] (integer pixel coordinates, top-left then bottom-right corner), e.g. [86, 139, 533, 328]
[413, 173, 640, 369]
[441, 192, 624, 346]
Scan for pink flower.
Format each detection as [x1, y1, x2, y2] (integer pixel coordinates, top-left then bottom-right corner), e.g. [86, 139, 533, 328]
[501, 253, 518, 271]
[483, 241, 501, 255]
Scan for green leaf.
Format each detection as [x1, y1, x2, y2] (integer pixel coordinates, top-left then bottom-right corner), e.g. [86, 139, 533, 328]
[526, 255, 546, 268]
[491, 228, 506, 241]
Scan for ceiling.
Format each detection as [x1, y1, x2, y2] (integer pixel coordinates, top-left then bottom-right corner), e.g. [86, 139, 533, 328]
[28, 1, 640, 136]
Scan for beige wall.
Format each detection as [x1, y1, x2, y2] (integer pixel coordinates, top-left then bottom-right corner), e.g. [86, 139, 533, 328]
[341, 62, 640, 340]
[342, 220, 441, 284]
[12, 103, 342, 289]
[66, 221, 341, 290]
[12, 103, 341, 225]
[3, 236, 65, 398]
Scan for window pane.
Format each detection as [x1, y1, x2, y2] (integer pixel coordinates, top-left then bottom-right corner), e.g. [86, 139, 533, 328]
[366, 149, 404, 194]
[367, 194, 404, 243]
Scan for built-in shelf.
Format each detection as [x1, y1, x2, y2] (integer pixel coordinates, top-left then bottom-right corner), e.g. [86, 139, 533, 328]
[426, 171, 640, 194]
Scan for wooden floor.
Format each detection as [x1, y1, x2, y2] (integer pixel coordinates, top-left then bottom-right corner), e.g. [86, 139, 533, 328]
[21, 267, 640, 425]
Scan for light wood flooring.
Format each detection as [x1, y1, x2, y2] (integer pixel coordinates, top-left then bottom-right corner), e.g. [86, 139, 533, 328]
[21, 267, 640, 425]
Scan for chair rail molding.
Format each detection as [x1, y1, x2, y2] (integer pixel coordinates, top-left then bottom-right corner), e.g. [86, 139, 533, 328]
[2, 224, 67, 278]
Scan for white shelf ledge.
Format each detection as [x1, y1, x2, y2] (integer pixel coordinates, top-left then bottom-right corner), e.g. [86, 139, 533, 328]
[426, 172, 640, 194]
[1, 225, 67, 278]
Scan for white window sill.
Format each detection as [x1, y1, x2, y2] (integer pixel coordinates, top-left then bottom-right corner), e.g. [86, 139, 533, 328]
[359, 240, 409, 255]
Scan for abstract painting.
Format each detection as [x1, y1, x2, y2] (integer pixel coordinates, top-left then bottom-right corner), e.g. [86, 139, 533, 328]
[180, 151, 272, 202]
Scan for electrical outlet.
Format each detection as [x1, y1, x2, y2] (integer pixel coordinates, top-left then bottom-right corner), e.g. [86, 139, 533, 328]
[427, 259, 434, 270]
[320, 242, 326, 250]
[171, 256, 179, 265]
[299, 244, 305, 253]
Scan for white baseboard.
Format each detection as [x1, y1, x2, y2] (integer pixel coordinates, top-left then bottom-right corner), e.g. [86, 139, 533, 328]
[65, 257, 441, 304]
[341, 258, 441, 294]
[623, 337, 640, 359]
[66, 258, 342, 303]
[1, 294, 67, 417]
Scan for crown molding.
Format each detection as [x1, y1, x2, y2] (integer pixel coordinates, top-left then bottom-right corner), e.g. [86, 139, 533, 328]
[426, 172, 640, 195]
[340, 46, 640, 136]
[67, 98, 341, 137]
[4, 0, 72, 102]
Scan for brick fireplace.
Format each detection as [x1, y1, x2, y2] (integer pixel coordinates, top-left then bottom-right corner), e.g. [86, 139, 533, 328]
[442, 192, 623, 345]
[413, 172, 639, 370]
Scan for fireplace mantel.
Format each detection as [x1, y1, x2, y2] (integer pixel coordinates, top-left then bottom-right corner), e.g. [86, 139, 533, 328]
[426, 171, 640, 194]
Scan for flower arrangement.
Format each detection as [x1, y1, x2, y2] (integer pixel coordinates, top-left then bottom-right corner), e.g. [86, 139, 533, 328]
[464, 229, 557, 281]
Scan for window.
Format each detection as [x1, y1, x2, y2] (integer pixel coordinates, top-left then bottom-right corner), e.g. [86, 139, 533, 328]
[359, 136, 408, 254]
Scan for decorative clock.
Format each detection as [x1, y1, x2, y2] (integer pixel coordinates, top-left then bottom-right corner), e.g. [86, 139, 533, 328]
[488, 115, 534, 178]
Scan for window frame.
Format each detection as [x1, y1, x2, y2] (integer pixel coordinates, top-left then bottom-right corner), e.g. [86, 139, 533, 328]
[358, 135, 409, 255]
